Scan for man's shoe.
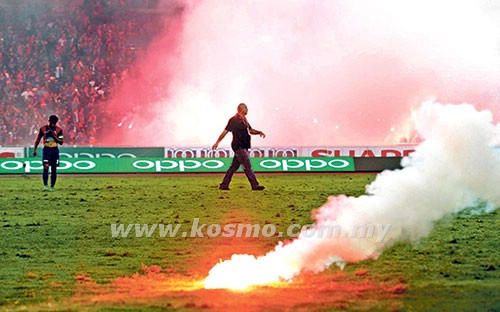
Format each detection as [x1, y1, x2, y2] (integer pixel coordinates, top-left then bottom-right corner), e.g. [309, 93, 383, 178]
[43, 186, 49, 191]
[252, 185, 265, 191]
[50, 187, 55, 192]
[219, 185, 230, 190]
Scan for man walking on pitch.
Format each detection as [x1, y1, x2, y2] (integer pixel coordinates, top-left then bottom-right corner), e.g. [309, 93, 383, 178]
[33, 115, 64, 191]
[212, 103, 266, 190]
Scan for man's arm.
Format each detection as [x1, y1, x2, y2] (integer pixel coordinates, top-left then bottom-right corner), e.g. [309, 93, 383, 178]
[47, 129, 64, 145]
[249, 129, 266, 138]
[212, 129, 229, 150]
[55, 129, 64, 145]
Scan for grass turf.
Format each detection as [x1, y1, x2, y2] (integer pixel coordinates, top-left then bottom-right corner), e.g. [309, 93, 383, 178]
[0, 173, 498, 311]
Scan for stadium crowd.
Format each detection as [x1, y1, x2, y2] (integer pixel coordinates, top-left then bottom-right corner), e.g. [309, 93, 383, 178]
[0, 0, 164, 146]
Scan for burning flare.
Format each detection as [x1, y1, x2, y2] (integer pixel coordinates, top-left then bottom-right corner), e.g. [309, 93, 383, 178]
[203, 253, 294, 290]
[204, 102, 500, 290]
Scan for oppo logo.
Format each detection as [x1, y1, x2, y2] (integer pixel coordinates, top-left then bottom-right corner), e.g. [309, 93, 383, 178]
[132, 159, 225, 172]
[259, 158, 351, 171]
[59, 152, 137, 158]
[248, 148, 298, 157]
[1, 158, 352, 174]
[0, 160, 96, 172]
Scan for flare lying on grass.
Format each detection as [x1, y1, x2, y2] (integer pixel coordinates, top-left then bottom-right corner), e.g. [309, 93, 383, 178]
[204, 102, 500, 290]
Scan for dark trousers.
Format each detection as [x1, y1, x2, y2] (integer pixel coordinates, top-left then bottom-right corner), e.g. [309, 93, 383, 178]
[42, 165, 58, 187]
[42, 147, 59, 187]
[220, 149, 259, 188]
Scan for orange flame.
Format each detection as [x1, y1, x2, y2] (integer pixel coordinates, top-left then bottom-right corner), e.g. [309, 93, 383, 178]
[203, 253, 297, 290]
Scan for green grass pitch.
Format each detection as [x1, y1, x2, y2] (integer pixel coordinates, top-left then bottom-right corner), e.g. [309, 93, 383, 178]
[0, 174, 498, 311]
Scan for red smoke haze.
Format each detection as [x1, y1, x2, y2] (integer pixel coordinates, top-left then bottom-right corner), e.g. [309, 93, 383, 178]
[100, 0, 500, 147]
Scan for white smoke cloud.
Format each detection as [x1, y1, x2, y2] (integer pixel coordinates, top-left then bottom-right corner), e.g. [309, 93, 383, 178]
[205, 101, 500, 289]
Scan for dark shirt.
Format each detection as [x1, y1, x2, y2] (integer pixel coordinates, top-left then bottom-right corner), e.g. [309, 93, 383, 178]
[37, 125, 64, 147]
[225, 114, 252, 152]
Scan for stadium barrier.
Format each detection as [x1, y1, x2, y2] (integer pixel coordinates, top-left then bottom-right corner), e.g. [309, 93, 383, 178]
[354, 157, 403, 172]
[0, 147, 24, 158]
[0, 157, 357, 174]
[4, 146, 417, 159]
[23, 147, 165, 158]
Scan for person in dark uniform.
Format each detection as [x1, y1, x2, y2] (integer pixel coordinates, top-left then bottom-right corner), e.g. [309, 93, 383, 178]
[212, 103, 266, 190]
[33, 115, 64, 191]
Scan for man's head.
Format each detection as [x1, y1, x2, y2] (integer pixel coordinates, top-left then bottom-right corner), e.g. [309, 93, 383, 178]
[48, 115, 59, 125]
[237, 103, 248, 116]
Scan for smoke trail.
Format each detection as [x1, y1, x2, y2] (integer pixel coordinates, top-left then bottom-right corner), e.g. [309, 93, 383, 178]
[204, 101, 500, 289]
[100, 0, 500, 147]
